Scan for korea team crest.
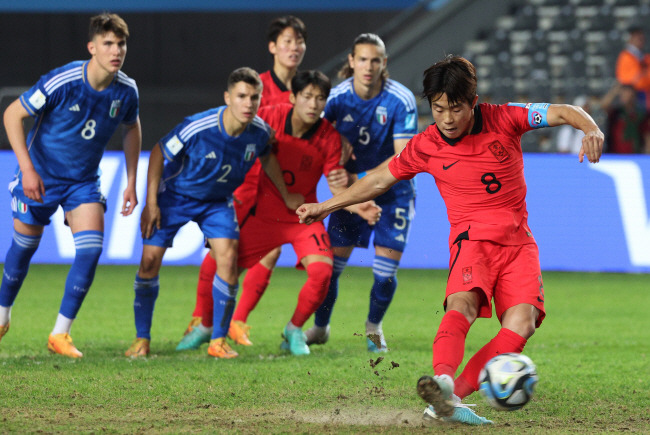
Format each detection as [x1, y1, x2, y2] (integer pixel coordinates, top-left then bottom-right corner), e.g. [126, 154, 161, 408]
[109, 100, 121, 118]
[462, 266, 473, 284]
[375, 106, 388, 125]
[488, 140, 510, 162]
[244, 144, 256, 161]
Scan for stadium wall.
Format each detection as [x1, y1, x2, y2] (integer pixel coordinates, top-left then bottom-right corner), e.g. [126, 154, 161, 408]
[0, 151, 648, 274]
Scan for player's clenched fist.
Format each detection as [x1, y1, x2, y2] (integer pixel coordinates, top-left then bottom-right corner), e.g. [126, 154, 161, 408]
[297, 203, 329, 225]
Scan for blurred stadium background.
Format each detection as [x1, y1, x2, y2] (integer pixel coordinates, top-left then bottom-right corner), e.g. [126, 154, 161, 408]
[0, 0, 649, 273]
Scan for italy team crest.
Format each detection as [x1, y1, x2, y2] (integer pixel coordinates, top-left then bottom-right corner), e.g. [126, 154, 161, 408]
[375, 106, 388, 125]
[244, 144, 256, 161]
[109, 100, 122, 118]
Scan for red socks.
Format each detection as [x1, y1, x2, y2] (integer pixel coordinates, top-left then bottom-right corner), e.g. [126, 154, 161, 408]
[454, 327, 527, 399]
[290, 261, 332, 327]
[432, 310, 471, 379]
[195, 253, 217, 327]
[232, 262, 273, 323]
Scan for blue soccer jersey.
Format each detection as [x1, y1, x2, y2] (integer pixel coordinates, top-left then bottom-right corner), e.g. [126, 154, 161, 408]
[324, 77, 418, 200]
[18, 60, 139, 185]
[158, 106, 271, 202]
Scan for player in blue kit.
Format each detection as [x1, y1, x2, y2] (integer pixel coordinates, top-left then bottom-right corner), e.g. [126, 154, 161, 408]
[0, 13, 141, 358]
[304, 33, 418, 352]
[124, 67, 299, 359]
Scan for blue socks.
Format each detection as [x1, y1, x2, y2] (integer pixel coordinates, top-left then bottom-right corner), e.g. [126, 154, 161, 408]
[59, 231, 103, 320]
[0, 231, 42, 308]
[133, 274, 159, 340]
[368, 256, 399, 324]
[211, 274, 238, 339]
[314, 255, 348, 327]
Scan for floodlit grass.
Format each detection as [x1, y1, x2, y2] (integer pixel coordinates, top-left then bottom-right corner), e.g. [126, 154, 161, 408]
[0, 265, 648, 433]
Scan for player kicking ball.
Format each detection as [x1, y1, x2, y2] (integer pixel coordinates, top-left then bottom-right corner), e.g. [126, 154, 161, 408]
[175, 70, 380, 355]
[297, 55, 603, 424]
[124, 67, 294, 359]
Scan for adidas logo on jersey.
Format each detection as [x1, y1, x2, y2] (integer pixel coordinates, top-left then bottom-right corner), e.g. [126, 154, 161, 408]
[205, 151, 217, 159]
[68, 104, 80, 112]
[343, 114, 354, 122]
[394, 234, 405, 242]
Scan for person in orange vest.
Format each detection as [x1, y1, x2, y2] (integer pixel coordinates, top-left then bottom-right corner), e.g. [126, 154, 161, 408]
[616, 24, 650, 109]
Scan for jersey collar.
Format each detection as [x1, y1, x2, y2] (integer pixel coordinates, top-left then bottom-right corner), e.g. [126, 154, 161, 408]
[270, 69, 289, 92]
[436, 105, 483, 146]
[285, 108, 322, 140]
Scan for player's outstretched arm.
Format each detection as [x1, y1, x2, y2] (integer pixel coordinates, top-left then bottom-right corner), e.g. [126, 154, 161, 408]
[297, 164, 398, 225]
[3, 99, 45, 203]
[140, 143, 164, 239]
[259, 153, 304, 210]
[120, 117, 142, 216]
[547, 104, 604, 163]
[326, 170, 382, 225]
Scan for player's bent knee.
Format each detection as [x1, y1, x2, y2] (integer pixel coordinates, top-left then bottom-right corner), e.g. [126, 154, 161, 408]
[306, 262, 334, 289]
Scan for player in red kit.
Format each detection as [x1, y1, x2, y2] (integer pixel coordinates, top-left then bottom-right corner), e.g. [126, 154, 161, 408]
[297, 56, 603, 423]
[177, 70, 380, 355]
[181, 16, 308, 339]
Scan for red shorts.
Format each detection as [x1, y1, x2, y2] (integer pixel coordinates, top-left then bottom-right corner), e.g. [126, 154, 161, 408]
[446, 240, 546, 327]
[237, 214, 333, 270]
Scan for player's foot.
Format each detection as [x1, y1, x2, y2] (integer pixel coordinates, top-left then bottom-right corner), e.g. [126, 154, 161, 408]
[125, 337, 150, 358]
[47, 333, 83, 358]
[417, 375, 455, 418]
[207, 337, 238, 359]
[305, 324, 330, 346]
[366, 329, 387, 353]
[423, 403, 493, 425]
[280, 326, 310, 355]
[0, 323, 9, 344]
[184, 316, 202, 336]
[228, 320, 253, 346]
[176, 326, 211, 351]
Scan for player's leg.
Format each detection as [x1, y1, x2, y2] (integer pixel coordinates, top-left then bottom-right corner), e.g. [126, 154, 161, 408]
[305, 246, 352, 345]
[206, 237, 239, 359]
[46, 202, 104, 358]
[229, 246, 281, 345]
[282, 222, 333, 355]
[0, 219, 44, 344]
[125, 244, 166, 358]
[365, 197, 413, 352]
[418, 238, 494, 419]
[453, 244, 545, 399]
[183, 250, 215, 337]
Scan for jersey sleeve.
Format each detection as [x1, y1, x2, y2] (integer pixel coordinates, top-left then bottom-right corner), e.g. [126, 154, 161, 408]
[392, 92, 418, 142]
[388, 136, 425, 180]
[323, 97, 338, 123]
[121, 86, 140, 125]
[504, 103, 550, 134]
[159, 122, 188, 162]
[19, 75, 59, 117]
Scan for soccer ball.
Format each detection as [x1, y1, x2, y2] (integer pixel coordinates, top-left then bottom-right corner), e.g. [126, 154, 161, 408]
[478, 353, 538, 411]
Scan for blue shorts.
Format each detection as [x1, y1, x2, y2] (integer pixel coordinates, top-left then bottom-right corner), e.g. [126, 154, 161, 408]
[9, 177, 105, 226]
[328, 195, 415, 252]
[144, 189, 238, 247]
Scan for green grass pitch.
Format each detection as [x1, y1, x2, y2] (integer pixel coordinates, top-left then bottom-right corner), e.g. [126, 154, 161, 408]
[0, 264, 648, 433]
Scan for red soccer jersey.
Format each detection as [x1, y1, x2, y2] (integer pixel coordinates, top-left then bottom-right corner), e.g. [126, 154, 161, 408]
[389, 103, 537, 247]
[255, 103, 342, 223]
[260, 70, 292, 108]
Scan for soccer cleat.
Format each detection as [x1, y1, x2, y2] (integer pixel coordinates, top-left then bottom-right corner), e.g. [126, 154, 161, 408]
[423, 403, 494, 426]
[207, 337, 238, 359]
[183, 316, 202, 336]
[280, 326, 310, 355]
[176, 326, 211, 351]
[304, 324, 330, 346]
[47, 333, 83, 358]
[417, 375, 455, 418]
[125, 337, 150, 358]
[0, 323, 9, 344]
[366, 331, 388, 353]
[228, 320, 253, 346]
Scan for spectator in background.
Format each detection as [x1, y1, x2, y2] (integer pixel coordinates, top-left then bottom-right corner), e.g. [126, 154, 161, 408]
[601, 83, 650, 154]
[616, 25, 650, 110]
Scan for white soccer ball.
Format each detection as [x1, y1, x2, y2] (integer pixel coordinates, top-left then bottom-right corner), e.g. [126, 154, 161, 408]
[478, 353, 538, 411]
